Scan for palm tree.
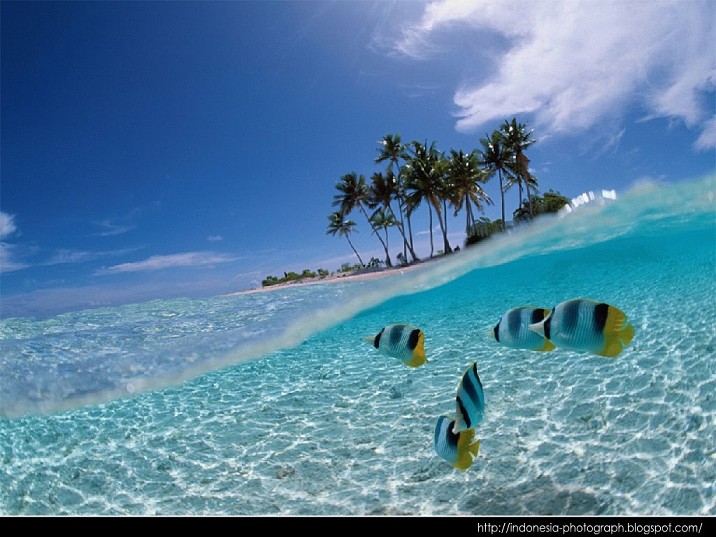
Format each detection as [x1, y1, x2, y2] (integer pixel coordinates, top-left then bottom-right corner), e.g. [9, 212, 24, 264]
[405, 176, 434, 257]
[369, 208, 398, 260]
[367, 171, 420, 263]
[326, 211, 365, 267]
[501, 118, 536, 218]
[404, 140, 452, 256]
[375, 134, 415, 260]
[446, 149, 493, 234]
[333, 172, 392, 267]
[478, 130, 514, 231]
[436, 155, 453, 252]
[504, 168, 525, 214]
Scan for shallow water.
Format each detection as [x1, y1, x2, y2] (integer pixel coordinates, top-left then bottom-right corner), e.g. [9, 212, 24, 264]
[1, 176, 714, 515]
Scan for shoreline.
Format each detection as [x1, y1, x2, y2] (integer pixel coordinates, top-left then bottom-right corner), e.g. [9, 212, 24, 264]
[221, 256, 445, 297]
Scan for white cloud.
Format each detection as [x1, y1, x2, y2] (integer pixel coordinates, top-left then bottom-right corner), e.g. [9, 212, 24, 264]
[45, 249, 97, 265]
[0, 243, 27, 273]
[44, 247, 138, 266]
[0, 211, 17, 239]
[395, 0, 716, 149]
[207, 235, 223, 242]
[96, 251, 237, 275]
[92, 219, 136, 237]
[416, 223, 448, 236]
[696, 116, 716, 150]
[0, 211, 25, 273]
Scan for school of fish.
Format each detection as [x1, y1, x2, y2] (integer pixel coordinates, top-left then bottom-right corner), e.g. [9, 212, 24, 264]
[363, 298, 634, 472]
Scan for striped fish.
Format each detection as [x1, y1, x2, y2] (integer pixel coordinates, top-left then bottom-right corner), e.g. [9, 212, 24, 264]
[528, 298, 634, 358]
[363, 323, 428, 368]
[433, 415, 480, 471]
[453, 361, 485, 433]
[489, 306, 556, 351]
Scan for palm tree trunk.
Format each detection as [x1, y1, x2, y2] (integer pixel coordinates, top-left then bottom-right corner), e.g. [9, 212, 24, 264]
[442, 198, 451, 253]
[498, 170, 506, 231]
[518, 180, 524, 212]
[387, 203, 420, 263]
[392, 162, 409, 262]
[433, 198, 452, 254]
[427, 205, 434, 257]
[407, 213, 415, 254]
[396, 194, 408, 261]
[359, 203, 392, 267]
[525, 176, 533, 218]
[517, 151, 533, 218]
[346, 236, 365, 267]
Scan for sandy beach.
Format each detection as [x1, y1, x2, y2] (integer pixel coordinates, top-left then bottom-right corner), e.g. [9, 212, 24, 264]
[222, 258, 436, 297]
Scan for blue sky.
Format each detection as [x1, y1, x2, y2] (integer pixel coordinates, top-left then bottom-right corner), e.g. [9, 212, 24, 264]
[1, 0, 714, 319]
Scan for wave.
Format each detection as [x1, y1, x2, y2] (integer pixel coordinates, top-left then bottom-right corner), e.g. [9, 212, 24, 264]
[1, 174, 713, 418]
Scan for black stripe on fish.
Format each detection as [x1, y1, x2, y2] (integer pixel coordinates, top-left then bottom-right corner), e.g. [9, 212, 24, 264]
[471, 363, 483, 391]
[531, 308, 546, 323]
[507, 308, 522, 337]
[493, 323, 500, 342]
[457, 396, 472, 429]
[389, 325, 404, 347]
[407, 329, 421, 350]
[374, 328, 384, 349]
[445, 419, 460, 447]
[593, 302, 609, 333]
[562, 300, 580, 333]
[544, 308, 553, 340]
[460, 364, 482, 416]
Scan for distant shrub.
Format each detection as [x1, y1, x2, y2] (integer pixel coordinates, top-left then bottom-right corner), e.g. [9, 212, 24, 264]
[262, 268, 321, 287]
[262, 275, 281, 287]
[339, 262, 362, 273]
[465, 217, 503, 246]
[512, 190, 570, 223]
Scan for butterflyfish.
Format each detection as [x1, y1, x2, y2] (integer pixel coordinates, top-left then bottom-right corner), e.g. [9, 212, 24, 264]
[453, 361, 485, 433]
[489, 306, 556, 351]
[363, 323, 428, 368]
[528, 298, 634, 358]
[433, 415, 480, 471]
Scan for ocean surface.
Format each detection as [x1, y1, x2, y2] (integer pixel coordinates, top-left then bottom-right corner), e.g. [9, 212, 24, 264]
[1, 176, 714, 516]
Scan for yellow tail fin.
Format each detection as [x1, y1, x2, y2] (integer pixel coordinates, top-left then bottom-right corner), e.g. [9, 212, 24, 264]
[405, 332, 427, 367]
[598, 306, 634, 357]
[605, 306, 628, 333]
[454, 430, 479, 470]
[405, 353, 428, 367]
[599, 335, 624, 358]
[620, 323, 634, 346]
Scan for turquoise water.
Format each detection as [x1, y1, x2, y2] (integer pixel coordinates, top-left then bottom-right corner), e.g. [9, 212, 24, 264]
[1, 176, 714, 515]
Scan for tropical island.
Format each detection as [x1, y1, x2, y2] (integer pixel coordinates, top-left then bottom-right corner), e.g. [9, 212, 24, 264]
[260, 118, 570, 289]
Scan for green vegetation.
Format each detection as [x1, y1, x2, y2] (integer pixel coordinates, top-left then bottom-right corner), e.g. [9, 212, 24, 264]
[339, 257, 382, 273]
[261, 268, 329, 288]
[465, 217, 504, 247]
[513, 190, 571, 223]
[466, 190, 571, 246]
